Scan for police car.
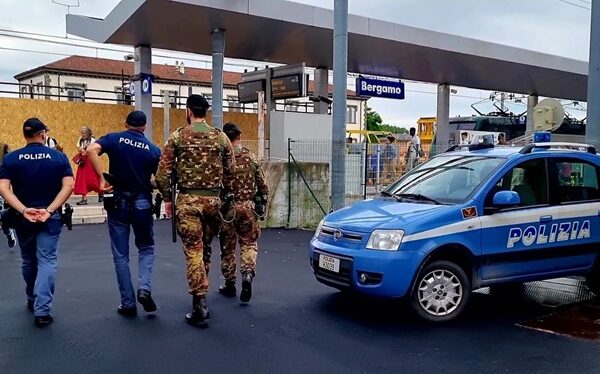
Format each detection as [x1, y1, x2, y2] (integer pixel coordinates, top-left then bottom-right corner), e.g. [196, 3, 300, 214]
[310, 134, 600, 322]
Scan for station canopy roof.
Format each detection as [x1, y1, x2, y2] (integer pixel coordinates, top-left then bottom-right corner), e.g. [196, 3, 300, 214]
[67, 0, 589, 101]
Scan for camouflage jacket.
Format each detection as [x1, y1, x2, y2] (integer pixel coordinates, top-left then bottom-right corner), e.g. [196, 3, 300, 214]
[227, 146, 269, 203]
[155, 121, 235, 201]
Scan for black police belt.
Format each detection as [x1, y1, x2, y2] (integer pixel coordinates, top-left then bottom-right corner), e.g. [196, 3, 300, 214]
[178, 188, 221, 197]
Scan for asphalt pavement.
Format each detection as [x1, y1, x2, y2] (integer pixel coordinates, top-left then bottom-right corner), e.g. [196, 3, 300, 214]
[0, 222, 598, 374]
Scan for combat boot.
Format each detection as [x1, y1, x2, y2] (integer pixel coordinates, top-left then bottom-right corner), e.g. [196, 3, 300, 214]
[185, 295, 210, 327]
[240, 272, 254, 303]
[218, 280, 237, 297]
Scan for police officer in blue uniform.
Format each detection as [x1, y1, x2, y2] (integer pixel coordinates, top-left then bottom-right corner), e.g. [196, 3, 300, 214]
[0, 118, 74, 327]
[87, 111, 161, 317]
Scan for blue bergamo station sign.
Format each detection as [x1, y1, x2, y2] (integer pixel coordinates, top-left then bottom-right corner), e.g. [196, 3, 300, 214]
[356, 77, 405, 100]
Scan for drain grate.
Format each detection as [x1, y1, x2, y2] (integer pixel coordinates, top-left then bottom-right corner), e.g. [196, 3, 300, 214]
[513, 278, 600, 341]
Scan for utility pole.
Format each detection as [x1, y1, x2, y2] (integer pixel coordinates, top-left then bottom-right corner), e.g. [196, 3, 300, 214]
[331, 0, 348, 211]
[586, 0, 600, 147]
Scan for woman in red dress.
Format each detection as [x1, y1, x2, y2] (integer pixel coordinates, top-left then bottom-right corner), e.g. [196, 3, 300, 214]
[73, 126, 101, 205]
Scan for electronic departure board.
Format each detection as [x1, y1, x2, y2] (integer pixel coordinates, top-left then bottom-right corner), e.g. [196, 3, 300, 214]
[237, 79, 266, 103]
[270, 74, 306, 100]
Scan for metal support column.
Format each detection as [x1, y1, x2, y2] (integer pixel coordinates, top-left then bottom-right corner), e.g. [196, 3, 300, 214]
[331, 0, 348, 211]
[134, 45, 152, 139]
[265, 67, 275, 159]
[526, 95, 538, 135]
[314, 67, 329, 114]
[436, 84, 450, 152]
[211, 29, 225, 130]
[587, 0, 600, 147]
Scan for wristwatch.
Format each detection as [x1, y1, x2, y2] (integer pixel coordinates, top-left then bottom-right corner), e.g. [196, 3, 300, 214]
[46, 208, 54, 215]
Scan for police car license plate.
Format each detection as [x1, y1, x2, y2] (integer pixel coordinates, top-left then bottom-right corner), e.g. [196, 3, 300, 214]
[319, 255, 340, 273]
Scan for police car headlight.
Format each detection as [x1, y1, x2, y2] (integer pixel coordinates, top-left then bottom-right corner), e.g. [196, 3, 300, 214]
[314, 219, 325, 238]
[366, 230, 404, 251]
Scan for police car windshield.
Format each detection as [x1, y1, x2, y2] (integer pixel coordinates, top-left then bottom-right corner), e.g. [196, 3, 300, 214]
[384, 155, 506, 204]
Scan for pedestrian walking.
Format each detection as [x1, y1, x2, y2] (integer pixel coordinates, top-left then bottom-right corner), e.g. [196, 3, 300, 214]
[156, 94, 235, 327]
[381, 136, 398, 182]
[45, 128, 62, 152]
[405, 127, 421, 172]
[218, 122, 269, 303]
[73, 126, 101, 205]
[0, 118, 74, 327]
[0, 142, 17, 249]
[86, 111, 161, 317]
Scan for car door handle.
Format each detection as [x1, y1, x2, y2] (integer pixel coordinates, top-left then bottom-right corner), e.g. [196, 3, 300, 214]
[539, 215, 553, 222]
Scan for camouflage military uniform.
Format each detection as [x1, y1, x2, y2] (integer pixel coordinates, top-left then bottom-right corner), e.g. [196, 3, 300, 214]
[156, 121, 234, 297]
[220, 146, 269, 282]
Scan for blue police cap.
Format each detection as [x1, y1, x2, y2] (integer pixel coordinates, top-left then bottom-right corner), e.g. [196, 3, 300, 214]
[23, 118, 48, 137]
[126, 111, 147, 127]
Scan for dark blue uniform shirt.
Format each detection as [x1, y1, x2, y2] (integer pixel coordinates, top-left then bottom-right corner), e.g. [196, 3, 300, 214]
[0, 143, 73, 207]
[97, 130, 161, 193]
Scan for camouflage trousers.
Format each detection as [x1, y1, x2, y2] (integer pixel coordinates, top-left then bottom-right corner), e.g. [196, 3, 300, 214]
[176, 194, 221, 297]
[219, 201, 261, 282]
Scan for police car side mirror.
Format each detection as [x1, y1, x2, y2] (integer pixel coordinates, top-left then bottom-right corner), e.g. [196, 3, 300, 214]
[493, 191, 520, 208]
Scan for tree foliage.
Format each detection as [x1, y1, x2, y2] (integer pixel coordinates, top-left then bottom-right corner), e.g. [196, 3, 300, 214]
[365, 108, 409, 134]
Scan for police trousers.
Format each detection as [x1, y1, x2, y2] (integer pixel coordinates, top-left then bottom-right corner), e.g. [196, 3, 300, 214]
[106, 192, 155, 309]
[15, 213, 63, 317]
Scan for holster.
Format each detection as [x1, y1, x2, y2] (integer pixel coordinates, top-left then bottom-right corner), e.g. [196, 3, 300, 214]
[102, 193, 117, 212]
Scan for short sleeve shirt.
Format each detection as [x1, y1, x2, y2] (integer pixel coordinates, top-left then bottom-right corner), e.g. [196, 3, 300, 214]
[97, 130, 161, 193]
[0, 143, 73, 207]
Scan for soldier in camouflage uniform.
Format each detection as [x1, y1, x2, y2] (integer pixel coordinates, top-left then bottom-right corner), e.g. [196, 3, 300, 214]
[156, 94, 235, 327]
[218, 123, 269, 303]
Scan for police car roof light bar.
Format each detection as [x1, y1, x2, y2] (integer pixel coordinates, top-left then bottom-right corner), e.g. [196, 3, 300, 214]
[519, 142, 597, 155]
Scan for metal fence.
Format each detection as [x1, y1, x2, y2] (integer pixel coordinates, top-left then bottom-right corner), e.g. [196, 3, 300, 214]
[284, 139, 449, 227]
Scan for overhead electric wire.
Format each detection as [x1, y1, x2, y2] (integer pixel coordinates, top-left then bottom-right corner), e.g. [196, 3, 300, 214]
[0, 30, 269, 71]
[0, 46, 72, 57]
[556, 0, 591, 10]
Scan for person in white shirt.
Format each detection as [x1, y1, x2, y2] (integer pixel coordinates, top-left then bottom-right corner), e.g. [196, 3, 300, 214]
[45, 128, 62, 151]
[405, 127, 421, 172]
[460, 132, 470, 145]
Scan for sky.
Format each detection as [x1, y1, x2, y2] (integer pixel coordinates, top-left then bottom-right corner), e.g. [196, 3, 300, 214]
[0, 0, 593, 126]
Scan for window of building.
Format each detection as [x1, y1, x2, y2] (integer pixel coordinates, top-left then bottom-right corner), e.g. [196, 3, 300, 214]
[65, 83, 86, 102]
[35, 82, 44, 99]
[285, 100, 300, 112]
[203, 94, 213, 106]
[346, 105, 358, 124]
[160, 90, 178, 108]
[19, 85, 29, 98]
[226, 95, 241, 112]
[115, 86, 133, 105]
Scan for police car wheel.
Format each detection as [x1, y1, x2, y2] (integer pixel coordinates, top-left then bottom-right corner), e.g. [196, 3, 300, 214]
[410, 260, 470, 322]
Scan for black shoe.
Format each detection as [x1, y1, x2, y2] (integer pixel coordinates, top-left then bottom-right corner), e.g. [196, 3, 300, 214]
[185, 295, 210, 327]
[98, 196, 104, 203]
[7, 230, 16, 248]
[34, 315, 53, 328]
[240, 272, 253, 303]
[137, 289, 157, 312]
[27, 299, 34, 312]
[76, 199, 88, 206]
[117, 305, 137, 317]
[218, 280, 237, 297]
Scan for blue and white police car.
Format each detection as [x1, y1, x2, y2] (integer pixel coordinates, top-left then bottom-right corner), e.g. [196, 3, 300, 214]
[310, 136, 600, 322]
